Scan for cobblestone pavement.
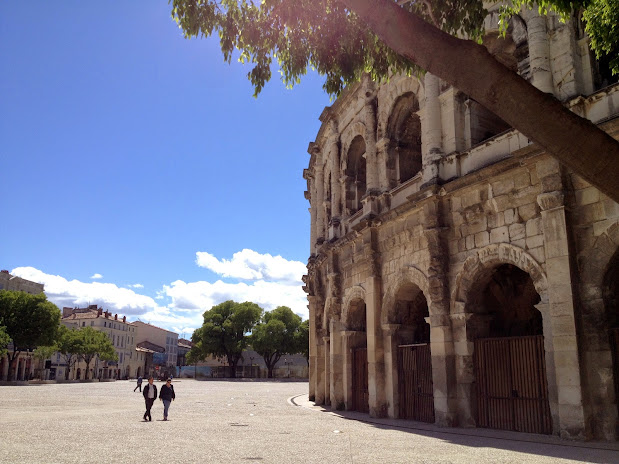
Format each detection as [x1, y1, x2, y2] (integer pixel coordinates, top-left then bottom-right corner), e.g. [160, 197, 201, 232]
[1, 380, 618, 464]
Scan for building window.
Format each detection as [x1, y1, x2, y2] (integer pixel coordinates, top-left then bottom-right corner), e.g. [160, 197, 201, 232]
[82, 322, 85, 327]
[91, 321, 94, 326]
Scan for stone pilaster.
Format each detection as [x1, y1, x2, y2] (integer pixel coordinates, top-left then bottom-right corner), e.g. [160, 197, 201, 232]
[422, 73, 443, 186]
[526, 10, 554, 94]
[329, 124, 342, 238]
[376, 137, 390, 192]
[329, 319, 345, 410]
[382, 323, 401, 418]
[536, 157, 585, 438]
[308, 295, 318, 401]
[315, 332, 326, 405]
[315, 162, 325, 244]
[323, 335, 331, 406]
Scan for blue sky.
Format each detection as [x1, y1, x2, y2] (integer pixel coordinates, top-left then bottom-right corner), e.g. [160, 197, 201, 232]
[0, 1, 331, 336]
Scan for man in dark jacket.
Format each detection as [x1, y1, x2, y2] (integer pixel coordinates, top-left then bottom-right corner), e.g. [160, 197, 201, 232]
[142, 376, 157, 421]
[159, 377, 175, 421]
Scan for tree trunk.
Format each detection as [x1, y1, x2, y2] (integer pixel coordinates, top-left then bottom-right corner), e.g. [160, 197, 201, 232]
[343, 0, 619, 203]
[7, 349, 20, 381]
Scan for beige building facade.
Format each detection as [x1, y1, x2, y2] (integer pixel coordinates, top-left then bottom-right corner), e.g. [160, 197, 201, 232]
[132, 321, 178, 369]
[304, 5, 619, 441]
[61, 306, 140, 380]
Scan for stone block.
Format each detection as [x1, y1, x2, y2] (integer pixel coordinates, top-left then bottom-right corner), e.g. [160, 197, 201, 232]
[547, 258, 572, 285]
[525, 217, 542, 237]
[550, 301, 575, 317]
[491, 178, 515, 196]
[593, 219, 615, 237]
[487, 212, 505, 229]
[504, 208, 518, 225]
[475, 231, 490, 247]
[526, 234, 544, 249]
[575, 186, 600, 206]
[536, 156, 561, 179]
[467, 216, 488, 234]
[552, 334, 579, 352]
[465, 234, 475, 250]
[513, 171, 531, 189]
[490, 226, 509, 244]
[509, 223, 525, 241]
[511, 238, 526, 249]
[558, 385, 583, 406]
[461, 189, 481, 209]
[602, 198, 619, 218]
[528, 246, 545, 263]
[550, 315, 578, 337]
[541, 173, 563, 192]
[570, 173, 591, 190]
[458, 238, 467, 252]
[519, 203, 539, 221]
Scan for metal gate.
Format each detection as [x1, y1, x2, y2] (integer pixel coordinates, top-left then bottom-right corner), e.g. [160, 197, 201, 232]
[398, 344, 435, 422]
[475, 335, 552, 434]
[352, 347, 369, 413]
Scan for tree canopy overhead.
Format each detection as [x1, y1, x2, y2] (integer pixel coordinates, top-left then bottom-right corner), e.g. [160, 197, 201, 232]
[171, 0, 619, 203]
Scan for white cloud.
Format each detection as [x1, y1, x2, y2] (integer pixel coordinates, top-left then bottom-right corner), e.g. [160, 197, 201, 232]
[163, 278, 308, 321]
[195, 249, 306, 284]
[11, 267, 158, 317]
[10, 249, 309, 338]
[91, 273, 103, 279]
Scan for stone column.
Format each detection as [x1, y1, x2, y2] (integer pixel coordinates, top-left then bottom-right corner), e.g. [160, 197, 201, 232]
[330, 319, 345, 410]
[382, 324, 401, 418]
[315, 334, 326, 405]
[450, 310, 476, 427]
[376, 137, 390, 192]
[307, 175, 317, 256]
[537, 186, 585, 438]
[315, 163, 326, 244]
[422, 73, 443, 186]
[423, 197, 457, 426]
[526, 9, 554, 94]
[308, 295, 318, 401]
[366, 255, 387, 417]
[329, 129, 342, 239]
[323, 335, 331, 406]
[363, 90, 379, 194]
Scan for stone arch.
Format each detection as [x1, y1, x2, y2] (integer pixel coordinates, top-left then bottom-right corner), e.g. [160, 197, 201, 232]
[377, 76, 423, 139]
[341, 121, 366, 162]
[452, 243, 549, 312]
[382, 266, 430, 325]
[342, 285, 367, 331]
[342, 134, 367, 216]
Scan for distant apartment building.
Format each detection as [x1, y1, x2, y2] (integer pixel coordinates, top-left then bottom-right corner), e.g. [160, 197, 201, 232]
[133, 321, 178, 371]
[60, 305, 140, 380]
[0, 269, 44, 294]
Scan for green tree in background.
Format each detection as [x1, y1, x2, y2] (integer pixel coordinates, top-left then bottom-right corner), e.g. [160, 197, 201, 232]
[76, 327, 118, 380]
[190, 300, 263, 378]
[0, 290, 61, 381]
[56, 325, 83, 380]
[0, 326, 10, 358]
[33, 344, 57, 380]
[251, 306, 305, 378]
[171, 0, 619, 202]
[296, 319, 310, 364]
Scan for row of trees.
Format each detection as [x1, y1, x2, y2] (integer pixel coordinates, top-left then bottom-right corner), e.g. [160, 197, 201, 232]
[0, 290, 117, 381]
[188, 301, 309, 378]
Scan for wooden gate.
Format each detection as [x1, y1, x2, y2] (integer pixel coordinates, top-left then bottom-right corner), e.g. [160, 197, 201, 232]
[398, 344, 435, 422]
[475, 335, 552, 434]
[352, 347, 369, 413]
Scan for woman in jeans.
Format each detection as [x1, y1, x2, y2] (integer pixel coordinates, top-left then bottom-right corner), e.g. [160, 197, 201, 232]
[159, 377, 176, 420]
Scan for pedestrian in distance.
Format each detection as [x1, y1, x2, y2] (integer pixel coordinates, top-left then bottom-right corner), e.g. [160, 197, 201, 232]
[142, 376, 157, 421]
[159, 377, 175, 421]
[134, 375, 143, 392]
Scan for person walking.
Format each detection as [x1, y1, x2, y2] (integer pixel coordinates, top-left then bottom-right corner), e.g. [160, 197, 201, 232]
[134, 375, 143, 392]
[142, 376, 157, 421]
[159, 377, 175, 421]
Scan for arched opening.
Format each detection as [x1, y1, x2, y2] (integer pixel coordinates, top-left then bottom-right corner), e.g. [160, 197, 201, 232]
[604, 249, 619, 426]
[346, 297, 368, 413]
[344, 136, 366, 215]
[467, 263, 551, 434]
[387, 93, 422, 188]
[391, 282, 434, 422]
[76, 368, 81, 380]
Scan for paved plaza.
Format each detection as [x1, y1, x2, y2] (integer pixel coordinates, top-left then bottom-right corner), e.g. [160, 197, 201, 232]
[1, 380, 618, 464]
